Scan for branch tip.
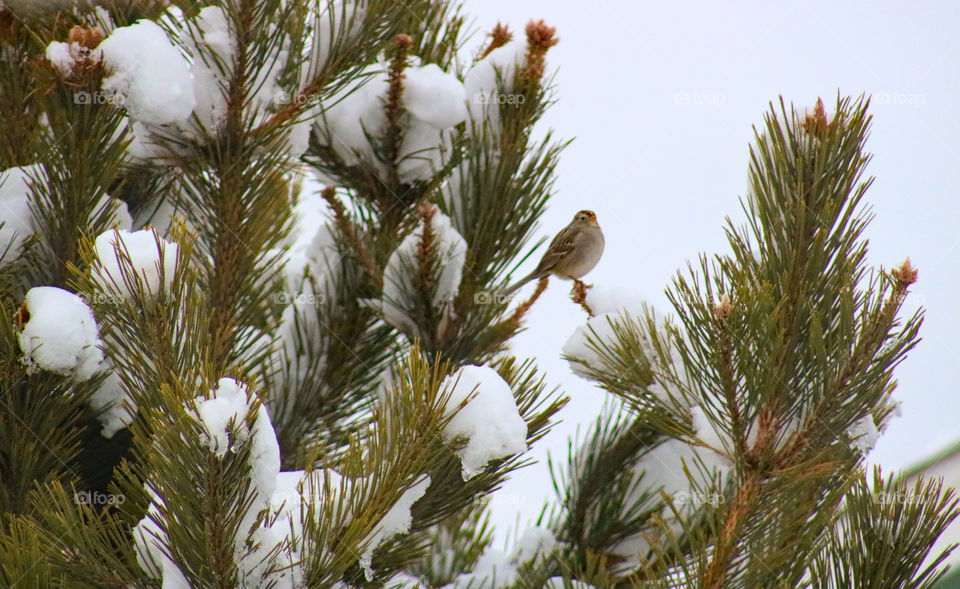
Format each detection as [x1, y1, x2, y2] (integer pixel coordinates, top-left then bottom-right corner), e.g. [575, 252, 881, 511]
[479, 22, 512, 59]
[891, 257, 918, 287]
[712, 293, 732, 321]
[522, 20, 558, 81]
[67, 25, 104, 49]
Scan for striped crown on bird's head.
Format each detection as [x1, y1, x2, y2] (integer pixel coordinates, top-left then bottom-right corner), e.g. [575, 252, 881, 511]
[574, 210, 598, 224]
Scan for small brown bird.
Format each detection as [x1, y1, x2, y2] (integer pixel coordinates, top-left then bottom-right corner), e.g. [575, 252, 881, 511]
[505, 210, 605, 294]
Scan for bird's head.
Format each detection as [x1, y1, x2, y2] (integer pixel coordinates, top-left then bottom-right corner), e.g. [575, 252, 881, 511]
[574, 210, 598, 225]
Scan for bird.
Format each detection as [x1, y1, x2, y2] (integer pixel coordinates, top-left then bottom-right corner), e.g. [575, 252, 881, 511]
[505, 210, 605, 294]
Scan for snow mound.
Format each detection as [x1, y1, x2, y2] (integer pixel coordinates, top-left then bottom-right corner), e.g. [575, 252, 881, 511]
[91, 228, 178, 300]
[0, 164, 43, 257]
[360, 475, 431, 579]
[17, 286, 103, 380]
[318, 62, 466, 183]
[89, 367, 136, 438]
[440, 365, 527, 480]
[99, 19, 195, 125]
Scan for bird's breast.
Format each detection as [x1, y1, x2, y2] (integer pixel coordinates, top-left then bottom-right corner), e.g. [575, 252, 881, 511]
[561, 230, 604, 279]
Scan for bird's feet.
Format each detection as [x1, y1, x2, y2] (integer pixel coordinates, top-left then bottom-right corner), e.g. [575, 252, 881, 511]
[570, 280, 594, 316]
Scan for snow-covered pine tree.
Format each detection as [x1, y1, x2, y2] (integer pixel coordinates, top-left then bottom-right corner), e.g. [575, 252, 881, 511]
[544, 97, 960, 588]
[1, 1, 568, 586]
[0, 1, 955, 588]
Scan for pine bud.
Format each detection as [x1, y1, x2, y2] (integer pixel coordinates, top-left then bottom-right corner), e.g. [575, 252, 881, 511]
[522, 20, 558, 81]
[479, 22, 512, 59]
[67, 25, 104, 49]
[712, 293, 733, 321]
[891, 257, 918, 287]
[801, 97, 830, 136]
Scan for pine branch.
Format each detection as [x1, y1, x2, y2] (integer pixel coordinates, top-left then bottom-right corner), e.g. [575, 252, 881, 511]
[810, 467, 960, 589]
[20, 32, 128, 287]
[382, 33, 411, 208]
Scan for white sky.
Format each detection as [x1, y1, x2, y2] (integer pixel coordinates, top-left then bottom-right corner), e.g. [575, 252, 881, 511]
[455, 0, 960, 544]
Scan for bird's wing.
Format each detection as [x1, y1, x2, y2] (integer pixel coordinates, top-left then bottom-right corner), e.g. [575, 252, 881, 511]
[533, 226, 577, 274]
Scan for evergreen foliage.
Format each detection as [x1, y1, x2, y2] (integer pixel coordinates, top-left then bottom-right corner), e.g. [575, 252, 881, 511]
[0, 1, 954, 587]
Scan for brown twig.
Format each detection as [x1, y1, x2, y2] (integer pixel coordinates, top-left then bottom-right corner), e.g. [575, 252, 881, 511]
[745, 408, 778, 468]
[383, 34, 412, 193]
[703, 472, 760, 588]
[416, 204, 438, 296]
[508, 276, 548, 325]
[478, 277, 549, 350]
[713, 293, 747, 461]
[320, 186, 381, 290]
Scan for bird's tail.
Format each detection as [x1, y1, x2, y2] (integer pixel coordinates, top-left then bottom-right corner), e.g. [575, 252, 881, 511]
[504, 271, 538, 295]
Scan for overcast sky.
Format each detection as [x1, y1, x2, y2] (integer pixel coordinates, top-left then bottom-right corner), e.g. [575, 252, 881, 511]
[455, 0, 960, 544]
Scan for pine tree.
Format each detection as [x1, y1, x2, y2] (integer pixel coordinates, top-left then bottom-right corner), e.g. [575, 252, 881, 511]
[0, 2, 955, 588]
